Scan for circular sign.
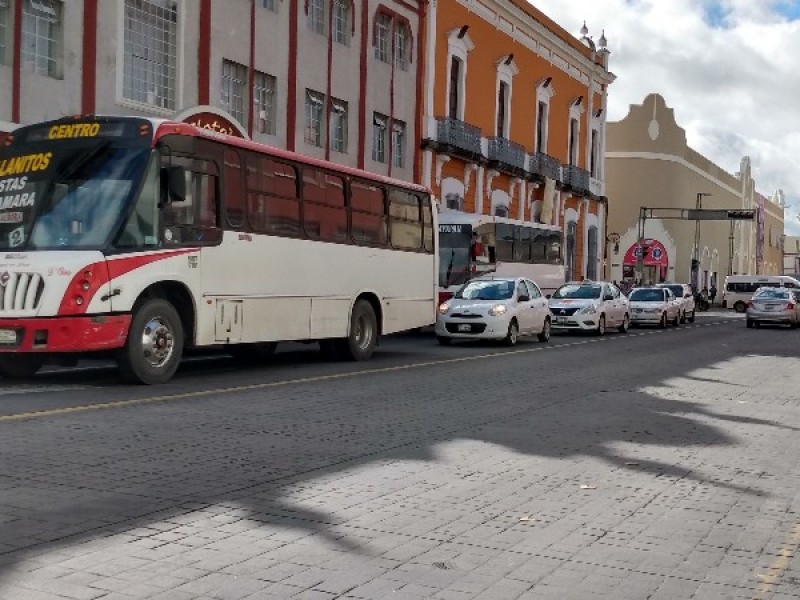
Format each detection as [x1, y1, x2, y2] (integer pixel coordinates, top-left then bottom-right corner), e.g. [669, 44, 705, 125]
[623, 239, 669, 267]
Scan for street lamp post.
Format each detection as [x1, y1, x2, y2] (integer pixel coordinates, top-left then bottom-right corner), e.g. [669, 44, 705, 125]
[692, 192, 712, 290]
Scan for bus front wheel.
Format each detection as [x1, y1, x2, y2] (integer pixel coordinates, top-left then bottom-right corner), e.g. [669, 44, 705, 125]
[118, 299, 184, 385]
[0, 354, 45, 379]
[340, 299, 378, 361]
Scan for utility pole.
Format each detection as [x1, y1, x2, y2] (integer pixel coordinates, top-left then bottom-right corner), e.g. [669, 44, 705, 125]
[692, 192, 712, 289]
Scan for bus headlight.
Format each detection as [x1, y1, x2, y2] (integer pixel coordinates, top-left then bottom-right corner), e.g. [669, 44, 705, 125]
[488, 304, 507, 316]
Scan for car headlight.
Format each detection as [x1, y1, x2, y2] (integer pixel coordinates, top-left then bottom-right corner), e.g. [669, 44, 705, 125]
[438, 302, 450, 315]
[576, 305, 598, 315]
[488, 304, 507, 316]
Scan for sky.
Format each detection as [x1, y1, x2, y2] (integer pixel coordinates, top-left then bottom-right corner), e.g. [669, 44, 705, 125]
[533, 0, 800, 236]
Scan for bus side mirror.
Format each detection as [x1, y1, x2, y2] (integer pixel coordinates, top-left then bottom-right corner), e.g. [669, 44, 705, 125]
[161, 166, 186, 204]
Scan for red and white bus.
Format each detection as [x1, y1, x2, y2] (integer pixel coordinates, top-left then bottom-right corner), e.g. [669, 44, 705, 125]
[438, 211, 564, 304]
[0, 116, 436, 384]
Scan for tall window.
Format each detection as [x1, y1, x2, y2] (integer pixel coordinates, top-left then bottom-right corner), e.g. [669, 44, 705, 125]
[395, 22, 409, 71]
[0, 0, 8, 65]
[330, 98, 348, 153]
[587, 226, 598, 280]
[308, 0, 324, 34]
[566, 221, 577, 281]
[332, 0, 350, 45]
[497, 81, 508, 138]
[305, 90, 324, 147]
[590, 129, 599, 177]
[221, 60, 247, 127]
[374, 13, 390, 62]
[372, 113, 388, 163]
[448, 57, 461, 120]
[535, 101, 547, 153]
[254, 71, 276, 135]
[22, 0, 62, 78]
[568, 117, 579, 165]
[392, 120, 406, 168]
[123, 0, 177, 110]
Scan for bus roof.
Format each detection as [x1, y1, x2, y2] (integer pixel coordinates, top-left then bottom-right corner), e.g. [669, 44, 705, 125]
[149, 118, 431, 195]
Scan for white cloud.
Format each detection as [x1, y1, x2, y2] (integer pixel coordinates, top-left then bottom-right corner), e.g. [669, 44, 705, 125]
[531, 0, 800, 235]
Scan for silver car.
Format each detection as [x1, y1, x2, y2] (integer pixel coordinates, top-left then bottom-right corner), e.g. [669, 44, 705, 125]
[548, 281, 630, 335]
[746, 288, 800, 328]
[628, 287, 681, 328]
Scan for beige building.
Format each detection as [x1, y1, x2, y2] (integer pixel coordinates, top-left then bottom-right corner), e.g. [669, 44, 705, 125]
[605, 93, 785, 288]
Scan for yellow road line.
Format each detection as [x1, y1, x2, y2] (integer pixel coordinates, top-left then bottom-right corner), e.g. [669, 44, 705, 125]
[754, 522, 800, 598]
[0, 342, 563, 423]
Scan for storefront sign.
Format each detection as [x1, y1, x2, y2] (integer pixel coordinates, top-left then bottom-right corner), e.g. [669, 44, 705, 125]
[622, 239, 669, 267]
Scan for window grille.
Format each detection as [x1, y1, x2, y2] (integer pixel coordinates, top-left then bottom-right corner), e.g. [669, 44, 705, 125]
[308, 0, 324, 34]
[330, 99, 348, 153]
[374, 13, 390, 62]
[332, 0, 349, 45]
[305, 90, 324, 147]
[254, 71, 276, 135]
[22, 0, 62, 78]
[221, 59, 247, 127]
[123, 0, 177, 110]
[372, 113, 387, 163]
[395, 22, 409, 71]
[392, 120, 405, 168]
[0, 0, 8, 65]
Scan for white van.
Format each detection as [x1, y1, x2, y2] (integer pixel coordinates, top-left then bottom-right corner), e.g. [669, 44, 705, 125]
[722, 275, 800, 312]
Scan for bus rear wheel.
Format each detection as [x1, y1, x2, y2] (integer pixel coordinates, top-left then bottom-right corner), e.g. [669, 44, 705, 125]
[0, 354, 45, 379]
[339, 299, 378, 361]
[118, 299, 184, 385]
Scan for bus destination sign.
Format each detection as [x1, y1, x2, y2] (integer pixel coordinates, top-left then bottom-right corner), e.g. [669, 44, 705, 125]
[21, 121, 128, 143]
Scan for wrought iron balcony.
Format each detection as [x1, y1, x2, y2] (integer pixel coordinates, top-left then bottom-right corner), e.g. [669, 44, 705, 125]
[429, 117, 483, 159]
[529, 152, 562, 182]
[563, 164, 592, 195]
[487, 136, 527, 174]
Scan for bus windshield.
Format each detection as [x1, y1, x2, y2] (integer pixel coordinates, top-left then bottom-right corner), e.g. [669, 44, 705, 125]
[0, 140, 151, 251]
[439, 225, 472, 288]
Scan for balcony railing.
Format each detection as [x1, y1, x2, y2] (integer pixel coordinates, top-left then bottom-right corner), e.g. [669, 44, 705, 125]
[530, 152, 562, 181]
[563, 165, 591, 195]
[487, 136, 527, 173]
[434, 117, 483, 157]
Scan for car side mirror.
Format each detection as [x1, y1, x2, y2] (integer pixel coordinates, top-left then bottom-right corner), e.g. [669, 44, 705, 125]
[518, 294, 530, 303]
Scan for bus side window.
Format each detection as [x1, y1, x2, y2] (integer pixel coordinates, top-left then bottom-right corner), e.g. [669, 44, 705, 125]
[163, 157, 220, 244]
[224, 149, 244, 228]
[350, 180, 387, 246]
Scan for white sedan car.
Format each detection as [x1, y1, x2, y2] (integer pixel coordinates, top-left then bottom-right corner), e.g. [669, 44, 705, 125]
[628, 287, 681, 328]
[436, 276, 551, 346]
[548, 281, 630, 335]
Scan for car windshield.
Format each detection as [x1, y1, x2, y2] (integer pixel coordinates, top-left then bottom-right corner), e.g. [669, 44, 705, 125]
[456, 280, 515, 301]
[753, 288, 791, 300]
[552, 284, 602, 300]
[630, 289, 665, 302]
[663, 285, 683, 298]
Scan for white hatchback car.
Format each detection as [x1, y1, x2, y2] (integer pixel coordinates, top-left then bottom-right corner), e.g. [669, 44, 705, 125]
[628, 287, 681, 327]
[548, 281, 630, 335]
[656, 283, 696, 323]
[436, 276, 551, 346]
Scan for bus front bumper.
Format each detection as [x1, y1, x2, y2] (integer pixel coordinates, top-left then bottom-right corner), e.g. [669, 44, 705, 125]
[0, 315, 132, 353]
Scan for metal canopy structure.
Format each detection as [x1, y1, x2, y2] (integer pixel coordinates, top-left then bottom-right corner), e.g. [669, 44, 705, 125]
[635, 207, 756, 283]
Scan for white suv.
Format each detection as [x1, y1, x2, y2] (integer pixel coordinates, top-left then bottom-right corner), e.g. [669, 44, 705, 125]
[656, 283, 695, 323]
[548, 281, 630, 335]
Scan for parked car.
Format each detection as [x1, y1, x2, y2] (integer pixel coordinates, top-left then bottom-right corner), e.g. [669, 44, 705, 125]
[628, 287, 681, 328]
[746, 287, 800, 328]
[436, 276, 551, 346]
[656, 283, 696, 323]
[548, 281, 630, 335]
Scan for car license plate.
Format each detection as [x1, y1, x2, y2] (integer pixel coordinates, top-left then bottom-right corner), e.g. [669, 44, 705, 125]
[554, 316, 568, 324]
[0, 329, 17, 345]
[457, 324, 472, 332]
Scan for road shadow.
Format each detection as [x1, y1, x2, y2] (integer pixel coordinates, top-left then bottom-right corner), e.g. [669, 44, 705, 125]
[0, 321, 798, 581]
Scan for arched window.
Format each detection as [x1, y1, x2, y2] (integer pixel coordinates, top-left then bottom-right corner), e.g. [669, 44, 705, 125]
[494, 204, 509, 218]
[587, 226, 598, 280]
[565, 221, 577, 281]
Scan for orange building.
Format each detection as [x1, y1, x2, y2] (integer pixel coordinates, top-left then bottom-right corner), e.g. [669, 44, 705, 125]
[420, 0, 615, 282]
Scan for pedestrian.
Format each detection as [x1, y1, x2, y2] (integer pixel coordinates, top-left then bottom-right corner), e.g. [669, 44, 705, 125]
[701, 286, 709, 300]
[709, 284, 717, 305]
